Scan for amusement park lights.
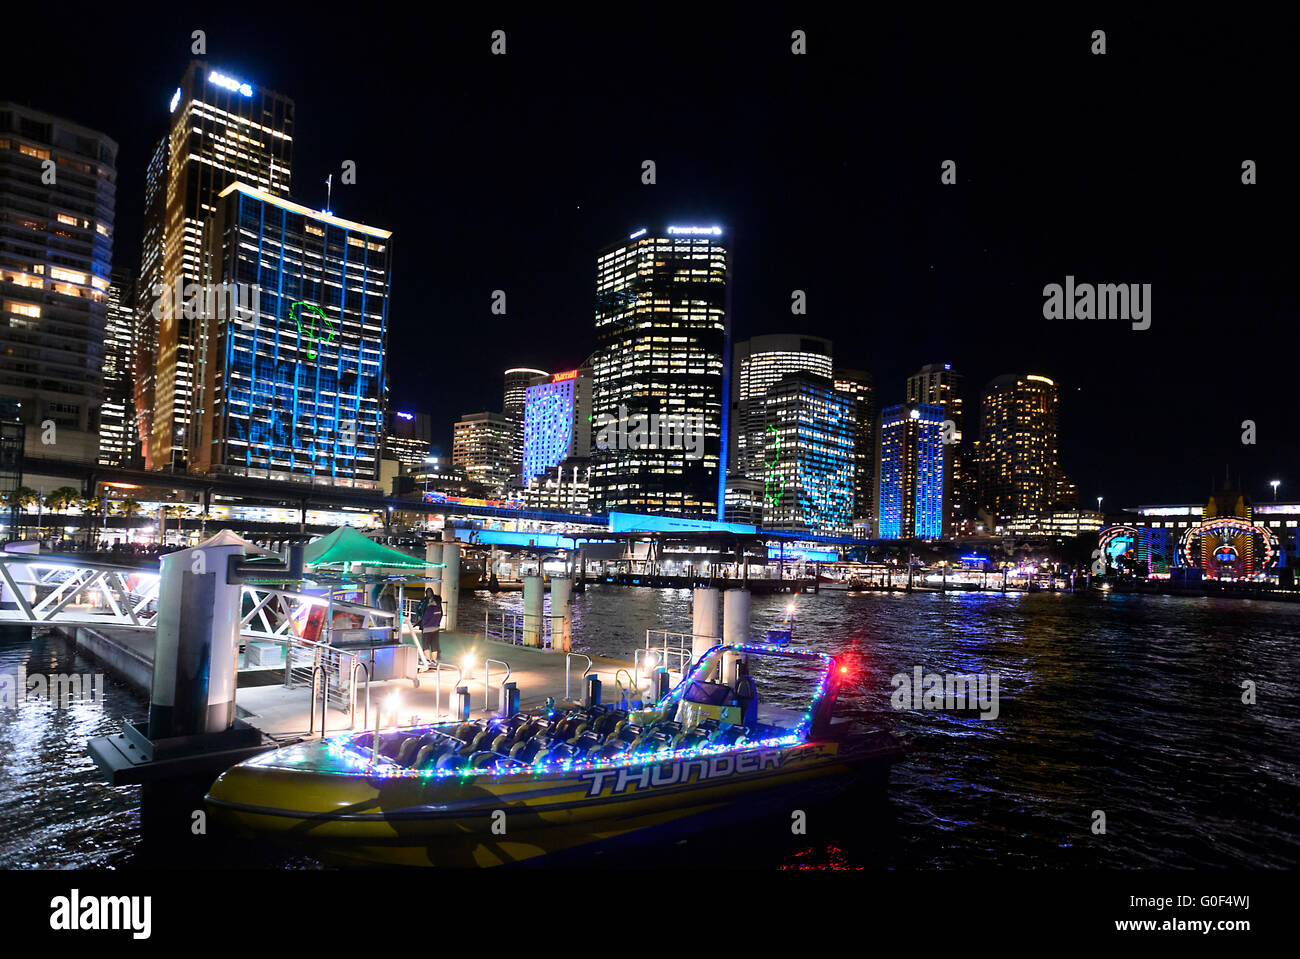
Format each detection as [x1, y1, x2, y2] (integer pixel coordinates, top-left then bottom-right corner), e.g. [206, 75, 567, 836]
[289, 643, 837, 782]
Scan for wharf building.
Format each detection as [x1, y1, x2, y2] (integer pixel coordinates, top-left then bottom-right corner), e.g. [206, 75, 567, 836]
[189, 183, 391, 488]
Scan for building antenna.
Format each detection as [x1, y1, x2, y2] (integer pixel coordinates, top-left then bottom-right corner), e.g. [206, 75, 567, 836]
[325, 174, 332, 213]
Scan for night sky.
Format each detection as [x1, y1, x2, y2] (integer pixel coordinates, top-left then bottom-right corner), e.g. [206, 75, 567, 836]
[5, 7, 1296, 509]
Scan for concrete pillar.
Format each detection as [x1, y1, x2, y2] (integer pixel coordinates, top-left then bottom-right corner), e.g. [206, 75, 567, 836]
[549, 575, 572, 651]
[721, 588, 751, 686]
[441, 542, 461, 631]
[522, 574, 544, 647]
[149, 538, 245, 739]
[691, 587, 721, 663]
[425, 541, 443, 597]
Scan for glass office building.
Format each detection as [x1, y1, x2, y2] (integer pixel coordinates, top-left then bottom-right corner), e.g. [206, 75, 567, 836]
[190, 183, 391, 486]
[876, 402, 946, 539]
[760, 372, 855, 534]
[732, 333, 833, 482]
[976, 373, 1073, 520]
[99, 269, 136, 466]
[591, 226, 728, 519]
[147, 62, 294, 470]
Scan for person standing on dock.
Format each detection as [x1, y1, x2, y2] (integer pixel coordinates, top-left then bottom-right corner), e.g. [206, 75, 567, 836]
[416, 588, 443, 664]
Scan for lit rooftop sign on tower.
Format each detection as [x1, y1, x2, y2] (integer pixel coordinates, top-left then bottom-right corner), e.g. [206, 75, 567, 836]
[666, 225, 722, 236]
[208, 71, 253, 96]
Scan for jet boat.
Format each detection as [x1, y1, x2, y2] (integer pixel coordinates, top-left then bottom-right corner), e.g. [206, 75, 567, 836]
[206, 642, 903, 866]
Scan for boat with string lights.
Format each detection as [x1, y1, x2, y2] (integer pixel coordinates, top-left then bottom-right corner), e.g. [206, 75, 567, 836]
[205, 642, 903, 866]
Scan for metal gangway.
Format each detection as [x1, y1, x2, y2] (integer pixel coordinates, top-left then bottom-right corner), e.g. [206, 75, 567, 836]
[0, 552, 404, 731]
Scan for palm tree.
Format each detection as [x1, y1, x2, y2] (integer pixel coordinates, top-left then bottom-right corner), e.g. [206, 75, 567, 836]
[163, 503, 187, 546]
[4, 486, 39, 540]
[79, 495, 103, 547]
[45, 487, 80, 544]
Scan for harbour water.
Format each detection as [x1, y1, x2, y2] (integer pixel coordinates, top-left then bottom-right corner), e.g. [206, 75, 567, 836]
[2, 587, 1297, 869]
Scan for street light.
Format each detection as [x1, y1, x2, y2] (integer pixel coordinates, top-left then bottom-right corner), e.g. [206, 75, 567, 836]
[1271, 479, 1280, 501]
[1096, 496, 1103, 516]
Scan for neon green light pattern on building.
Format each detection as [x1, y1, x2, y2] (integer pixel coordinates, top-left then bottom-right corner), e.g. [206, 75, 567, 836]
[290, 301, 335, 359]
[764, 424, 783, 507]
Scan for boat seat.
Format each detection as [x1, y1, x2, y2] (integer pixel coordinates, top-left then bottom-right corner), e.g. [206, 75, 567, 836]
[394, 736, 423, 767]
[379, 734, 412, 760]
[468, 751, 502, 769]
[435, 751, 468, 772]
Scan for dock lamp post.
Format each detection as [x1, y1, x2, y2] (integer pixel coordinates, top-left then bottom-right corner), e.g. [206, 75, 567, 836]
[1096, 496, 1103, 516]
[1271, 480, 1280, 501]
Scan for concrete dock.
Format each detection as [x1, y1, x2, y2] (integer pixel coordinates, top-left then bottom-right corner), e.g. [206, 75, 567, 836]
[57, 624, 655, 744]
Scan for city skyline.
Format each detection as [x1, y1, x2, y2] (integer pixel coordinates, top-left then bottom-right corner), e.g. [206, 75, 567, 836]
[2, 12, 1295, 511]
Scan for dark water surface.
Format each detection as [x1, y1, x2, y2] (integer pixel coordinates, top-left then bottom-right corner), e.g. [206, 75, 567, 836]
[3, 587, 1297, 869]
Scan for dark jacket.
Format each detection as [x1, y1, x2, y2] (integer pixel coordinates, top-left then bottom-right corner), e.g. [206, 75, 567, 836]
[419, 595, 444, 631]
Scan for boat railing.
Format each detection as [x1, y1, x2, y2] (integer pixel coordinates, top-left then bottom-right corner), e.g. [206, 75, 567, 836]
[565, 652, 592, 701]
[483, 658, 511, 714]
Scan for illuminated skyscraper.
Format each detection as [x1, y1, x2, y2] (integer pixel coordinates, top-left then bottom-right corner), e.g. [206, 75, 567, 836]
[383, 409, 433, 471]
[99, 269, 136, 466]
[760, 372, 855, 534]
[147, 62, 294, 470]
[906, 363, 966, 531]
[523, 366, 592, 481]
[732, 334, 833, 481]
[134, 135, 166, 468]
[976, 373, 1073, 520]
[834, 367, 875, 534]
[452, 411, 513, 493]
[876, 403, 946, 539]
[504, 366, 547, 475]
[190, 183, 390, 486]
[0, 103, 117, 473]
[591, 225, 728, 518]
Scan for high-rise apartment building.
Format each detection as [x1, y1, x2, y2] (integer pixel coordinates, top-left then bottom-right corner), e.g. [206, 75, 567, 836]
[99, 269, 136, 466]
[876, 402, 946, 539]
[189, 183, 390, 486]
[759, 372, 855, 535]
[976, 373, 1073, 520]
[591, 225, 728, 518]
[0, 103, 117, 477]
[452, 411, 514, 493]
[146, 62, 294, 470]
[906, 363, 966, 531]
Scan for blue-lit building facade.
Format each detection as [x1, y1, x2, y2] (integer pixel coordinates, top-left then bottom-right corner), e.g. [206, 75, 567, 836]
[190, 182, 391, 487]
[760, 372, 855, 535]
[876, 402, 946, 539]
[522, 367, 591, 482]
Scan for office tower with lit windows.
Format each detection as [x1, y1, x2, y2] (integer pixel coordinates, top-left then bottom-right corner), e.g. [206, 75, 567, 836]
[99, 269, 136, 466]
[0, 103, 117, 472]
[876, 403, 946, 539]
[834, 367, 875, 535]
[383, 409, 433, 471]
[523, 366, 592, 482]
[760, 372, 855, 534]
[976, 373, 1074, 520]
[145, 62, 294, 471]
[452, 411, 514, 494]
[134, 135, 167, 468]
[189, 183, 390, 486]
[504, 366, 547, 475]
[906, 363, 967, 531]
[591, 225, 728, 518]
[732, 334, 833, 481]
